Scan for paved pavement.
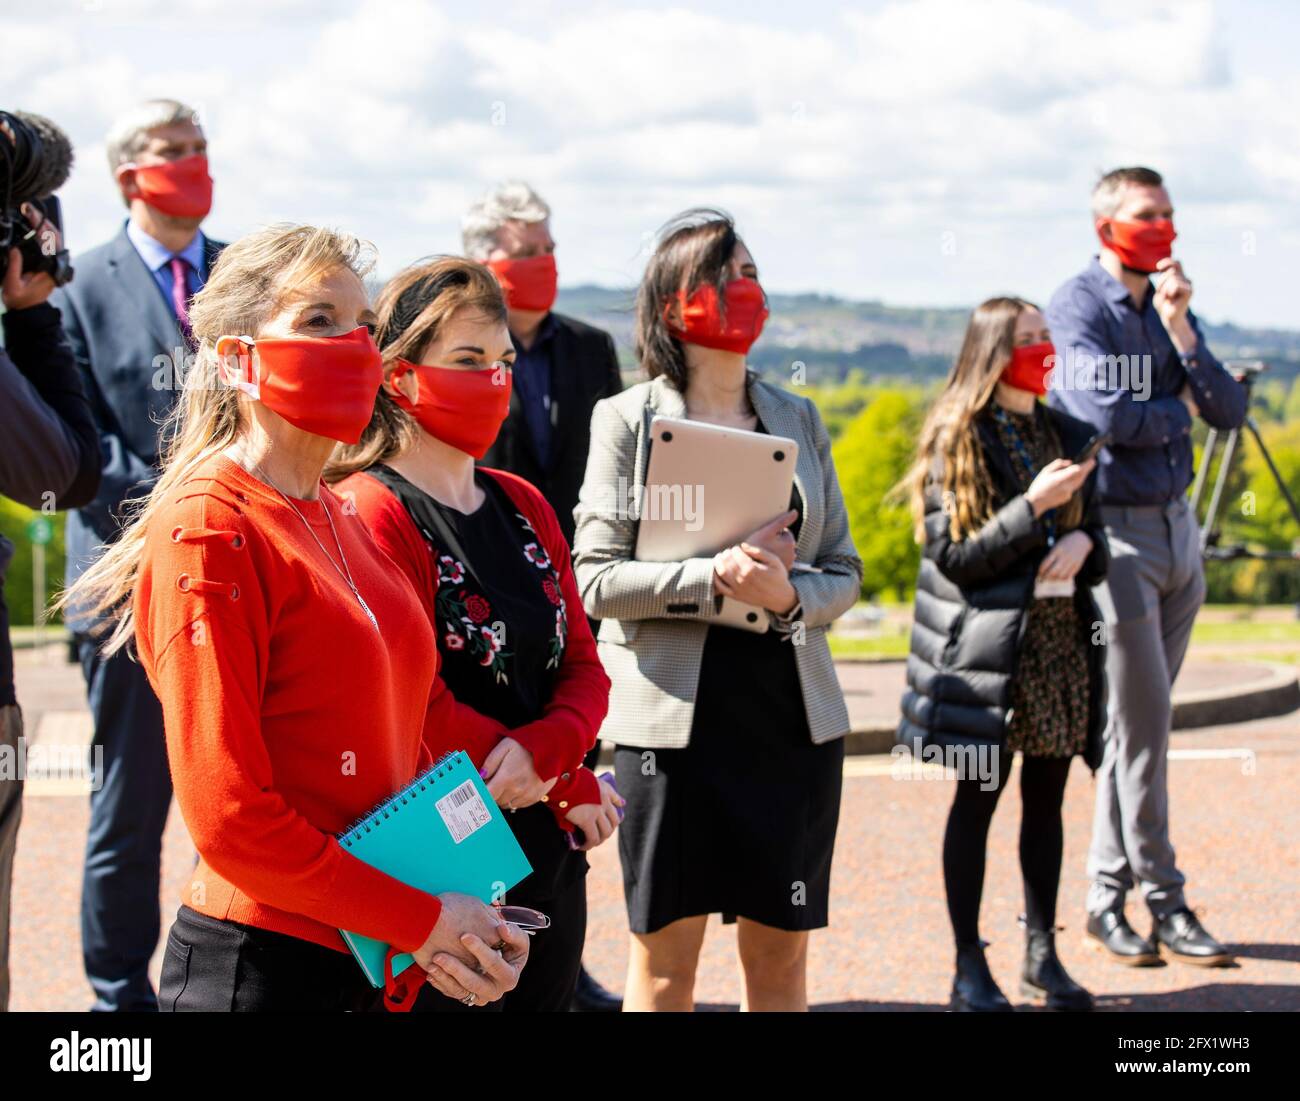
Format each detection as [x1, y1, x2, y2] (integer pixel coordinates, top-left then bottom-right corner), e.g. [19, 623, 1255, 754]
[8, 643, 1299, 1011]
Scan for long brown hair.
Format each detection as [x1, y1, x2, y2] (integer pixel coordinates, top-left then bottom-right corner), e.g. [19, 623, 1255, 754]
[326, 255, 507, 482]
[903, 296, 1081, 543]
[634, 208, 741, 389]
[58, 224, 375, 657]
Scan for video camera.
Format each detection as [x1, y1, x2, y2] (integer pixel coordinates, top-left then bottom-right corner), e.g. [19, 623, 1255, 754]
[0, 109, 75, 287]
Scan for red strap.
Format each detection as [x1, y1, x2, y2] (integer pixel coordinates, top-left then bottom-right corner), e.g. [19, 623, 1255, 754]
[382, 947, 424, 1013]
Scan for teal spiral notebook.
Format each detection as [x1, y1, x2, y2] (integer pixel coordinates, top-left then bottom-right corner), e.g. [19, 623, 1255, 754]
[337, 751, 532, 987]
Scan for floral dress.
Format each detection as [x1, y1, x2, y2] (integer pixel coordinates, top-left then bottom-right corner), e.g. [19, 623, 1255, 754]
[992, 407, 1089, 759]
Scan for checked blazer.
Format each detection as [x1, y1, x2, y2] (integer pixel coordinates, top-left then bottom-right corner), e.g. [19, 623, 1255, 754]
[572, 372, 863, 748]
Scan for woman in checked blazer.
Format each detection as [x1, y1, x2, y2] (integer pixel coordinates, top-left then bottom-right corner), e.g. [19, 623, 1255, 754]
[572, 209, 862, 1011]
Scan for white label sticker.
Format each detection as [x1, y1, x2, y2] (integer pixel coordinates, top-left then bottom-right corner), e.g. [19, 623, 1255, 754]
[436, 780, 491, 844]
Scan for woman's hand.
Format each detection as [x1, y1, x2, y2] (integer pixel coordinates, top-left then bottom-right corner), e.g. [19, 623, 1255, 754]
[565, 777, 625, 851]
[1037, 529, 1094, 582]
[712, 543, 798, 614]
[423, 922, 531, 1007]
[481, 737, 555, 811]
[413, 892, 512, 972]
[741, 509, 799, 571]
[1025, 457, 1095, 517]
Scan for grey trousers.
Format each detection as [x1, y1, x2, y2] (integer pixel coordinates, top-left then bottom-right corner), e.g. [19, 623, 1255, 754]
[1086, 499, 1203, 919]
[0, 704, 22, 1012]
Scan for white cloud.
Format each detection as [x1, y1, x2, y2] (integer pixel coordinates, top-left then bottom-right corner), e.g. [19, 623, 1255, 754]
[9, 0, 1299, 327]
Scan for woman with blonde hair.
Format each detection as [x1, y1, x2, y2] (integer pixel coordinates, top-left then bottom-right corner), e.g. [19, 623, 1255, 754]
[62, 224, 528, 1011]
[329, 255, 619, 1012]
[899, 296, 1108, 1012]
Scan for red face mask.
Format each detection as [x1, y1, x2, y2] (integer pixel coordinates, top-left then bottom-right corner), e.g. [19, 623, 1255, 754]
[389, 359, 513, 459]
[239, 326, 384, 444]
[1001, 341, 1057, 396]
[666, 277, 769, 356]
[487, 253, 558, 313]
[125, 154, 214, 220]
[1096, 217, 1176, 274]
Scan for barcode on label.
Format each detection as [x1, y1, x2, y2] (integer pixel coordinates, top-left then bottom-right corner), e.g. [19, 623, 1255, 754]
[436, 780, 491, 844]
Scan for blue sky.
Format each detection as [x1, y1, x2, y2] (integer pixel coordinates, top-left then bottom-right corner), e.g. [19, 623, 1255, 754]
[8, 0, 1299, 328]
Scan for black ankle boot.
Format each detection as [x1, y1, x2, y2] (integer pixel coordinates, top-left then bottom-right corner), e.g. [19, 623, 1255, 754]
[1021, 927, 1094, 1011]
[951, 941, 1013, 1012]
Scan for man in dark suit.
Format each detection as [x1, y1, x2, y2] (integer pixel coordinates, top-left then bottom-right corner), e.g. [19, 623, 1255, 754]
[464, 181, 623, 546]
[52, 98, 225, 1011]
[463, 182, 623, 1010]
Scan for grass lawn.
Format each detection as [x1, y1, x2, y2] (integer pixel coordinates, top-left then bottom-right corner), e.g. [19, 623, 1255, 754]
[828, 603, 1300, 661]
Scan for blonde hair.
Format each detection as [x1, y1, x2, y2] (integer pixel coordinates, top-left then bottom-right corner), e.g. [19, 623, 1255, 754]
[59, 223, 376, 656]
[326, 255, 506, 482]
[901, 296, 1081, 543]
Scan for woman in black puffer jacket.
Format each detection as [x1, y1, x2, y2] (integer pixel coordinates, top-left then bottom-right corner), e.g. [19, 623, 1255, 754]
[898, 297, 1109, 1013]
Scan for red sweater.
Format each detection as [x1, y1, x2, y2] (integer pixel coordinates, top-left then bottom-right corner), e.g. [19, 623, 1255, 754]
[337, 467, 609, 825]
[134, 455, 444, 955]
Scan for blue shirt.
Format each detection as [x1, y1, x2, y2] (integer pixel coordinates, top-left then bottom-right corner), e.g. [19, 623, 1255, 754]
[1045, 257, 1247, 507]
[511, 313, 558, 470]
[125, 220, 207, 315]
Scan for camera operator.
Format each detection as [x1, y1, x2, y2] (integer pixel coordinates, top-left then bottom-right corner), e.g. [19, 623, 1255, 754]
[0, 203, 102, 1010]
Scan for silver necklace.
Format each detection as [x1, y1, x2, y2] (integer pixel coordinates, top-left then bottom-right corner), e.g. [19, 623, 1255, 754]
[250, 460, 380, 633]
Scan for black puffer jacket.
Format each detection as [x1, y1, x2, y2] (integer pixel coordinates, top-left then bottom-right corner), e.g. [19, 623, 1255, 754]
[898, 404, 1109, 770]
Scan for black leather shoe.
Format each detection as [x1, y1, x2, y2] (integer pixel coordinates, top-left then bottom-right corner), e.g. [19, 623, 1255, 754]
[951, 942, 1013, 1012]
[571, 964, 623, 1012]
[1086, 909, 1160, 966]
[1021, 928, 1093, 1011]
[1152, 908, 1234, 967]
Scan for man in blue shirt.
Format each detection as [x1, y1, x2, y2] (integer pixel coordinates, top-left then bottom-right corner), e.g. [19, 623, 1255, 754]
[1047, 167, 1245, 969]
[52, 98, 225, 1011]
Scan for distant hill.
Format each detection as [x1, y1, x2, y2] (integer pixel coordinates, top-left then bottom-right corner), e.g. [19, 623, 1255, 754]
[556, 284, 1300, 386]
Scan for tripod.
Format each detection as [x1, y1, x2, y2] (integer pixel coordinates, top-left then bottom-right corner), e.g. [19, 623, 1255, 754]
[1190, 361, 1300, 560]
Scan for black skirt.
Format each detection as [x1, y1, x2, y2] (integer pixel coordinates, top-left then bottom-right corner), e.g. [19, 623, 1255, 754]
[614, 623, 844, 935]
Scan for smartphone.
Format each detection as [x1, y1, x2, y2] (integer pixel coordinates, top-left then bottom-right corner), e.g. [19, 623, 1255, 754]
[1072, 432, 1111, 465]
[567, 771, 625, 851]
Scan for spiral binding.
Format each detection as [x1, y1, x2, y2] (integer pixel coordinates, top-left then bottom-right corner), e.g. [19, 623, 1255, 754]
[338, 750, 464, 849]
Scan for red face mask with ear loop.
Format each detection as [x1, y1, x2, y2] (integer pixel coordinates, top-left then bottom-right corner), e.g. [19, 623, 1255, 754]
[123, 154, 214, 220]
[487, 253, 558, 312]
[225, 325, 384, 444]
[665, 277, 769, 355]
[388, 359, 514, 459]
[1001, 341, 1057, 396]
[1096, 217, 1176, 274]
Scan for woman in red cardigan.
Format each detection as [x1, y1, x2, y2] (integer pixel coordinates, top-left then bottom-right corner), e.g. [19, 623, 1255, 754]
[62, 225, 528, 1012]
[330, 255, 620, 1012]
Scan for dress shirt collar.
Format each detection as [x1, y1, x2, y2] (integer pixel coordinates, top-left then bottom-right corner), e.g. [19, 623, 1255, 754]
[1085, 253, 1152, 310]
[514, 311, 558, 353]
[125, 218, 206, 275]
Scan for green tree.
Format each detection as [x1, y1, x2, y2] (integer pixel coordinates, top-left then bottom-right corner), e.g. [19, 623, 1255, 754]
[833, 390, 924, 600]
[0, 498, 67, 626]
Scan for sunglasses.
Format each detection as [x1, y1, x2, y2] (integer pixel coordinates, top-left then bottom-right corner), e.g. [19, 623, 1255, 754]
[495, 904, 551, 933]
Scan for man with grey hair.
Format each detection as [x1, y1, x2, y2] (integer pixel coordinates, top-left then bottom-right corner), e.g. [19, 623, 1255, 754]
[1046, 167, 1245, 970]
[462, 181, 624, 1011]
[463, 181, 623, 544]
[51, 97, 225, 1011]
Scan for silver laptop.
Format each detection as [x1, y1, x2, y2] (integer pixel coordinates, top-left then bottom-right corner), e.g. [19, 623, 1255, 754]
[634, 415, 798, 632]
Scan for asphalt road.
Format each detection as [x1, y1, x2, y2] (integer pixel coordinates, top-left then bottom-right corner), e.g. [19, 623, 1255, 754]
[8, 644, 1298, 1011]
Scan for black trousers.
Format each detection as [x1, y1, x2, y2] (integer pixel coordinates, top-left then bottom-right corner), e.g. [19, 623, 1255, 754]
[412, 802, 589, 1014]
[78, 635, 172, 1012]
[159, 906, 382, 1012]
